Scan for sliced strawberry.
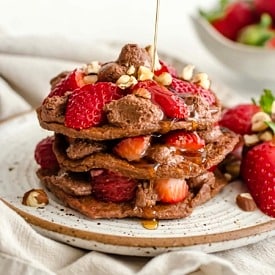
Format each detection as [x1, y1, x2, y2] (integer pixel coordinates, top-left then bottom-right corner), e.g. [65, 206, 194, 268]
[114, 135, 151, 161]
[131, 80, 188, 119]
[241, 140, 275, 217]
[154, 178, 188, 204]
[164, 130, 205, 151]
[34, 136, 59, 170]
[169, 78, 216, 105]
[154, 60, 178, 78]
[65, 82, 124, 129]
[219, 104, 261, 135]
[92, 170, 137, 203]
[47, 69, 85, 98]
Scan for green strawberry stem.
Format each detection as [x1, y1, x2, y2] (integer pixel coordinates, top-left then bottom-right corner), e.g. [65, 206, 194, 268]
[252, 89, 275, 134]
[258, 89, 275, 114]
[237, 13, 275, 46]
[199, 0, 229, 22]
[266, 121, 275, 134]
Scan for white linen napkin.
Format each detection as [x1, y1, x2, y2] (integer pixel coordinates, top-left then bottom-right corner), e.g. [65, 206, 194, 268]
[0, 200, 240, 275]
[1, 200, 274, 275]
[0, 32, 274, 275]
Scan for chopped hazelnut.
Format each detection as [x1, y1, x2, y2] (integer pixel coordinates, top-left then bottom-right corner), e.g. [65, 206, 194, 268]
[243, 134, 259, 146]
[259, 130, 273, 141]
[127, 65, 136, 75]
[251, 111, 271, 132]
[22, 189, 49, 207]
[225, 160, 241, 178]
[138, 66, 154, 81]
[132, 87, 151, 99]
[83, 75, 98, 84]
[181, 64, 195, 81]
[236, 193, 257, 211]
[224, 173, 232, 182]
[83, 61, 101, 75]
[192, 72, 211, 90]
[116, 74, 138, 89]
[154, 72, 172, 86]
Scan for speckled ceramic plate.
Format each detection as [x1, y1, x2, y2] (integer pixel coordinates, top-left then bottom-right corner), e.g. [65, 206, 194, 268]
[0, 111, 274, 257]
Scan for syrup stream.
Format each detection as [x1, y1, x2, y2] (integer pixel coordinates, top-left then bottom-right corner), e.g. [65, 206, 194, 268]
[142, 0, 161, 230]
[152, 0, 160, 73]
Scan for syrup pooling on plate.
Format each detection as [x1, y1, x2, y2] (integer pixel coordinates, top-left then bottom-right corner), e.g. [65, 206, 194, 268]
[141, 219, 159, 230]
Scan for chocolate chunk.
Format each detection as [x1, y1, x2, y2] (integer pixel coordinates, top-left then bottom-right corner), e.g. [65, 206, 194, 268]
[104, 94, 163, 129]
[97, 62, 127, 83]
[40, 95, 68, 123]
[135, 182, 158, 208]
[117, 44, 152, 68]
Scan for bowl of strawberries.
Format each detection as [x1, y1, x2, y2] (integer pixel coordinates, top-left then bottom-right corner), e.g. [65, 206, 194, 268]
[192, 0, 275, 81]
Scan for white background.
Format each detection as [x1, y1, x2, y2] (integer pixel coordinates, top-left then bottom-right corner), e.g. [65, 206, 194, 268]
[0, 0, 273, 100]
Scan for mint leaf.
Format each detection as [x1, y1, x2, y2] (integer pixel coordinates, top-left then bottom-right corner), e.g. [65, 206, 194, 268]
[259, 89, 275, 114]
[266, 121, 275, 134]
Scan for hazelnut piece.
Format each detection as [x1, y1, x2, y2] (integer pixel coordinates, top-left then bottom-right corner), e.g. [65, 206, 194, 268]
[236, 193, 257, 212]
[22, 189, 49, 207]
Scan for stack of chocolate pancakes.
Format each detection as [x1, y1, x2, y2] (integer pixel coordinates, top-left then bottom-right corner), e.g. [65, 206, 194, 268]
[36, 43, 239, 219]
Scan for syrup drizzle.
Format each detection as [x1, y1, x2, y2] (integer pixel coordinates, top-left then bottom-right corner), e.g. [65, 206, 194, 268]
[152, 0, 160, 73]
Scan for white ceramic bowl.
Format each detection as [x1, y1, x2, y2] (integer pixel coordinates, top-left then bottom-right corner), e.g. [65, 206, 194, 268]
[191, 15, 275, 81]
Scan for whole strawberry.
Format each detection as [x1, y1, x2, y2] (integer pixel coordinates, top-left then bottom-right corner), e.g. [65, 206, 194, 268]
[34, 136, 59, 170]
[240, 140, 275, 217]
[219, 104, 261, 135]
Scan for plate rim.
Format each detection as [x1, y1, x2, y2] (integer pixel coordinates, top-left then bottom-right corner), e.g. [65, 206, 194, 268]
[2, 199, 275, 248]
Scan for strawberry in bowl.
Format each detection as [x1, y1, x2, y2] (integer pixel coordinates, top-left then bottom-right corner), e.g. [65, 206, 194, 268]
[193, 0, 275, 80]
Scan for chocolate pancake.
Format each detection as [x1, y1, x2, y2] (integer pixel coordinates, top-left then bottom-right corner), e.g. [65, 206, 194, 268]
[52, 128, 239, 180]
[37, 168, 227, 219]
[37, 94, 221, 140]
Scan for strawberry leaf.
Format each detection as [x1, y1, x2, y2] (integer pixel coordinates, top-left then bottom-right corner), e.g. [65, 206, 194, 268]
[259, 89, 275, 114]
[266, 121, 275, 134]
[199, 0, 228, 22]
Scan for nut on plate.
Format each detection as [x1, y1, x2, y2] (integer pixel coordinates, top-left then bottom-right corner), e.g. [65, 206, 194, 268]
[236, 192, 257, 212]
[22, 189, 49, 207]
